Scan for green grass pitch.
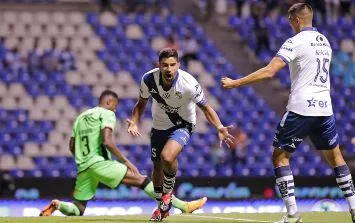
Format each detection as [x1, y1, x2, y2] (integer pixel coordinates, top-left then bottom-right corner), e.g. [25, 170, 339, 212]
[0, 212, 353, 223]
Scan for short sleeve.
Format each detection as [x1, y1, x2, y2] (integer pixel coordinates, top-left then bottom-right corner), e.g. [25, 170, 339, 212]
[191, 83, 207, 107]
[101, 110, 116, 131]
[140, 76, 150, 99]
[276, 38, 296, 63]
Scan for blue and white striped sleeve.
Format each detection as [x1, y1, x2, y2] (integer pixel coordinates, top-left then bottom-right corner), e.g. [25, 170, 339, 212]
[191, 83, 207, 107]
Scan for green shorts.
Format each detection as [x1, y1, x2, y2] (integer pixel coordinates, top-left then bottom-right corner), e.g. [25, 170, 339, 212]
[73, 160, 127, 201]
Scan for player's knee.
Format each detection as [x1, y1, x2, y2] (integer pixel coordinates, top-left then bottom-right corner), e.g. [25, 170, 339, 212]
[272, 148, 289, 166]
[272, 151, 278, 163]
[322, 146, 345, 167]
[161, 152, 175, 164]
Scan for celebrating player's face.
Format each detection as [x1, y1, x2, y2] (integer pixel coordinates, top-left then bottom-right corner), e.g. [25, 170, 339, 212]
[159, 57, 179, 86]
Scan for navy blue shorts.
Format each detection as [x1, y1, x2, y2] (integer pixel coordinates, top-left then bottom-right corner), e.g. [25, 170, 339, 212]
[273, 111, 339, 153]
[150, 127, 191, 161]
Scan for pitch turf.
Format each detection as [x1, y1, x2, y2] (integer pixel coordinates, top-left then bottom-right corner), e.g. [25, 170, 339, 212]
[0, 212, 352, 223]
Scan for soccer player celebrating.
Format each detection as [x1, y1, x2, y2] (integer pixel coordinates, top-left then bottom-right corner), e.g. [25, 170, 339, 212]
[221, 3, 355, 223]
[40, 90, 208, 217]
[127, 48, 235, 221]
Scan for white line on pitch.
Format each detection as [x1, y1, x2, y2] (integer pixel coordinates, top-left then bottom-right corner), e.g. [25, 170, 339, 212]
[179, 214, 272, 223]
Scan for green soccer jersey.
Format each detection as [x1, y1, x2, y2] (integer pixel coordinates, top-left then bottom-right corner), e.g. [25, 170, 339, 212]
[71, 106, 116, 172]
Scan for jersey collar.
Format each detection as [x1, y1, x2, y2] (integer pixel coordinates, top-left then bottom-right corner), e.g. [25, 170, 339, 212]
[301, 27, 317, 32]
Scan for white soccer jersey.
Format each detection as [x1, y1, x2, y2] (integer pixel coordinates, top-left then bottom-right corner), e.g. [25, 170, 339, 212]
[140, 68, 207, 130]
[276, 27, 333, 116]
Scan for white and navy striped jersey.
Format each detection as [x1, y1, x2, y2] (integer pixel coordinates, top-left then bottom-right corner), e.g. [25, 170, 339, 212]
[140, 68, 207, 131]
[276, 27, 333, 116]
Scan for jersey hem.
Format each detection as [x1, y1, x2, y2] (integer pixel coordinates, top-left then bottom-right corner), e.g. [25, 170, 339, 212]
[77, 160, 106, 174]
[287, 109, 333, 117]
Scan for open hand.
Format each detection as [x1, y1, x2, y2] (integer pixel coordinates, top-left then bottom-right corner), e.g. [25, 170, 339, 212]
[218, 125, 236, 148]
[126, 119, 142, 137]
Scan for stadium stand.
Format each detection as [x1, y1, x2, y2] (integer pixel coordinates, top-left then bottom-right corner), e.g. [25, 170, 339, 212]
[0, 4, 352, 179]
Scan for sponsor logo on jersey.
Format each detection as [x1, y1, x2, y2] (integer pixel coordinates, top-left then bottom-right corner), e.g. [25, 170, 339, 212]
[79, 128, 94, 135]
[194, 85, 202, 99]
[309, 82, 328, 88]
[316, 50, 330, 56]
[175, 91, 182, 99]
[307, 98, 328, 108]
[162, 92, 170, 99]
[281, 46, 293, 52]
[159, 104, 180, 113]
[194, 90, 202, 99]
[311, 42, 330, 47]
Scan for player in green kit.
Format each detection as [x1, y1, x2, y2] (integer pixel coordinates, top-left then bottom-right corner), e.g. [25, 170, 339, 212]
[40, 90, 207, 217]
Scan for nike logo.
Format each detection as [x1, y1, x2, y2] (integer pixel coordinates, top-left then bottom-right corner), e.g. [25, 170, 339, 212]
[149, 89, 157, 94]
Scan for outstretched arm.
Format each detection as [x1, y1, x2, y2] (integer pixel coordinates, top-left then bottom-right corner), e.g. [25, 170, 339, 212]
[127, 97, 148, 137]
[199, 103, 235, 148]
[221, 57, 286, 89]
[102, 127, 139, 175]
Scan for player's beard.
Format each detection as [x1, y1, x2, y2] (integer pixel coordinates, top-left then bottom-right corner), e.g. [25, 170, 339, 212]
[163, 72, 174, 85]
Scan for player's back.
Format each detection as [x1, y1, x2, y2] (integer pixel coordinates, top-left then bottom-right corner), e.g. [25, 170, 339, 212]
[277, 27, 333, 116]
[72, 106, 113, 172]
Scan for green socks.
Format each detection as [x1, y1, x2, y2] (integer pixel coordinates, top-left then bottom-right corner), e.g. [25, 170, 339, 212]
[143, 181, 188, 212]
[171, 195, 188, 212]
[143, 181, 157, 199]
[58, 201, 80, 216]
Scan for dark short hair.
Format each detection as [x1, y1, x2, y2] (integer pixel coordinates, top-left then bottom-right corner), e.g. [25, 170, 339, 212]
[99, 90, 119, 103]
[158, 48, 179, 62]
[288, 2, 313, 17]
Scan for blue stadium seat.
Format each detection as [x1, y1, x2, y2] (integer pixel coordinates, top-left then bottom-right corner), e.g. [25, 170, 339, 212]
[33, 157, 48, 168]
[118, 14, 132, 27]
[0, 9, 352, 178]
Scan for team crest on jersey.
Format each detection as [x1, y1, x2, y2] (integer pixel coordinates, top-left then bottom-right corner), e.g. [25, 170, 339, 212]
[175, 91, 182, 99]
[162, 92, 170, 99]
